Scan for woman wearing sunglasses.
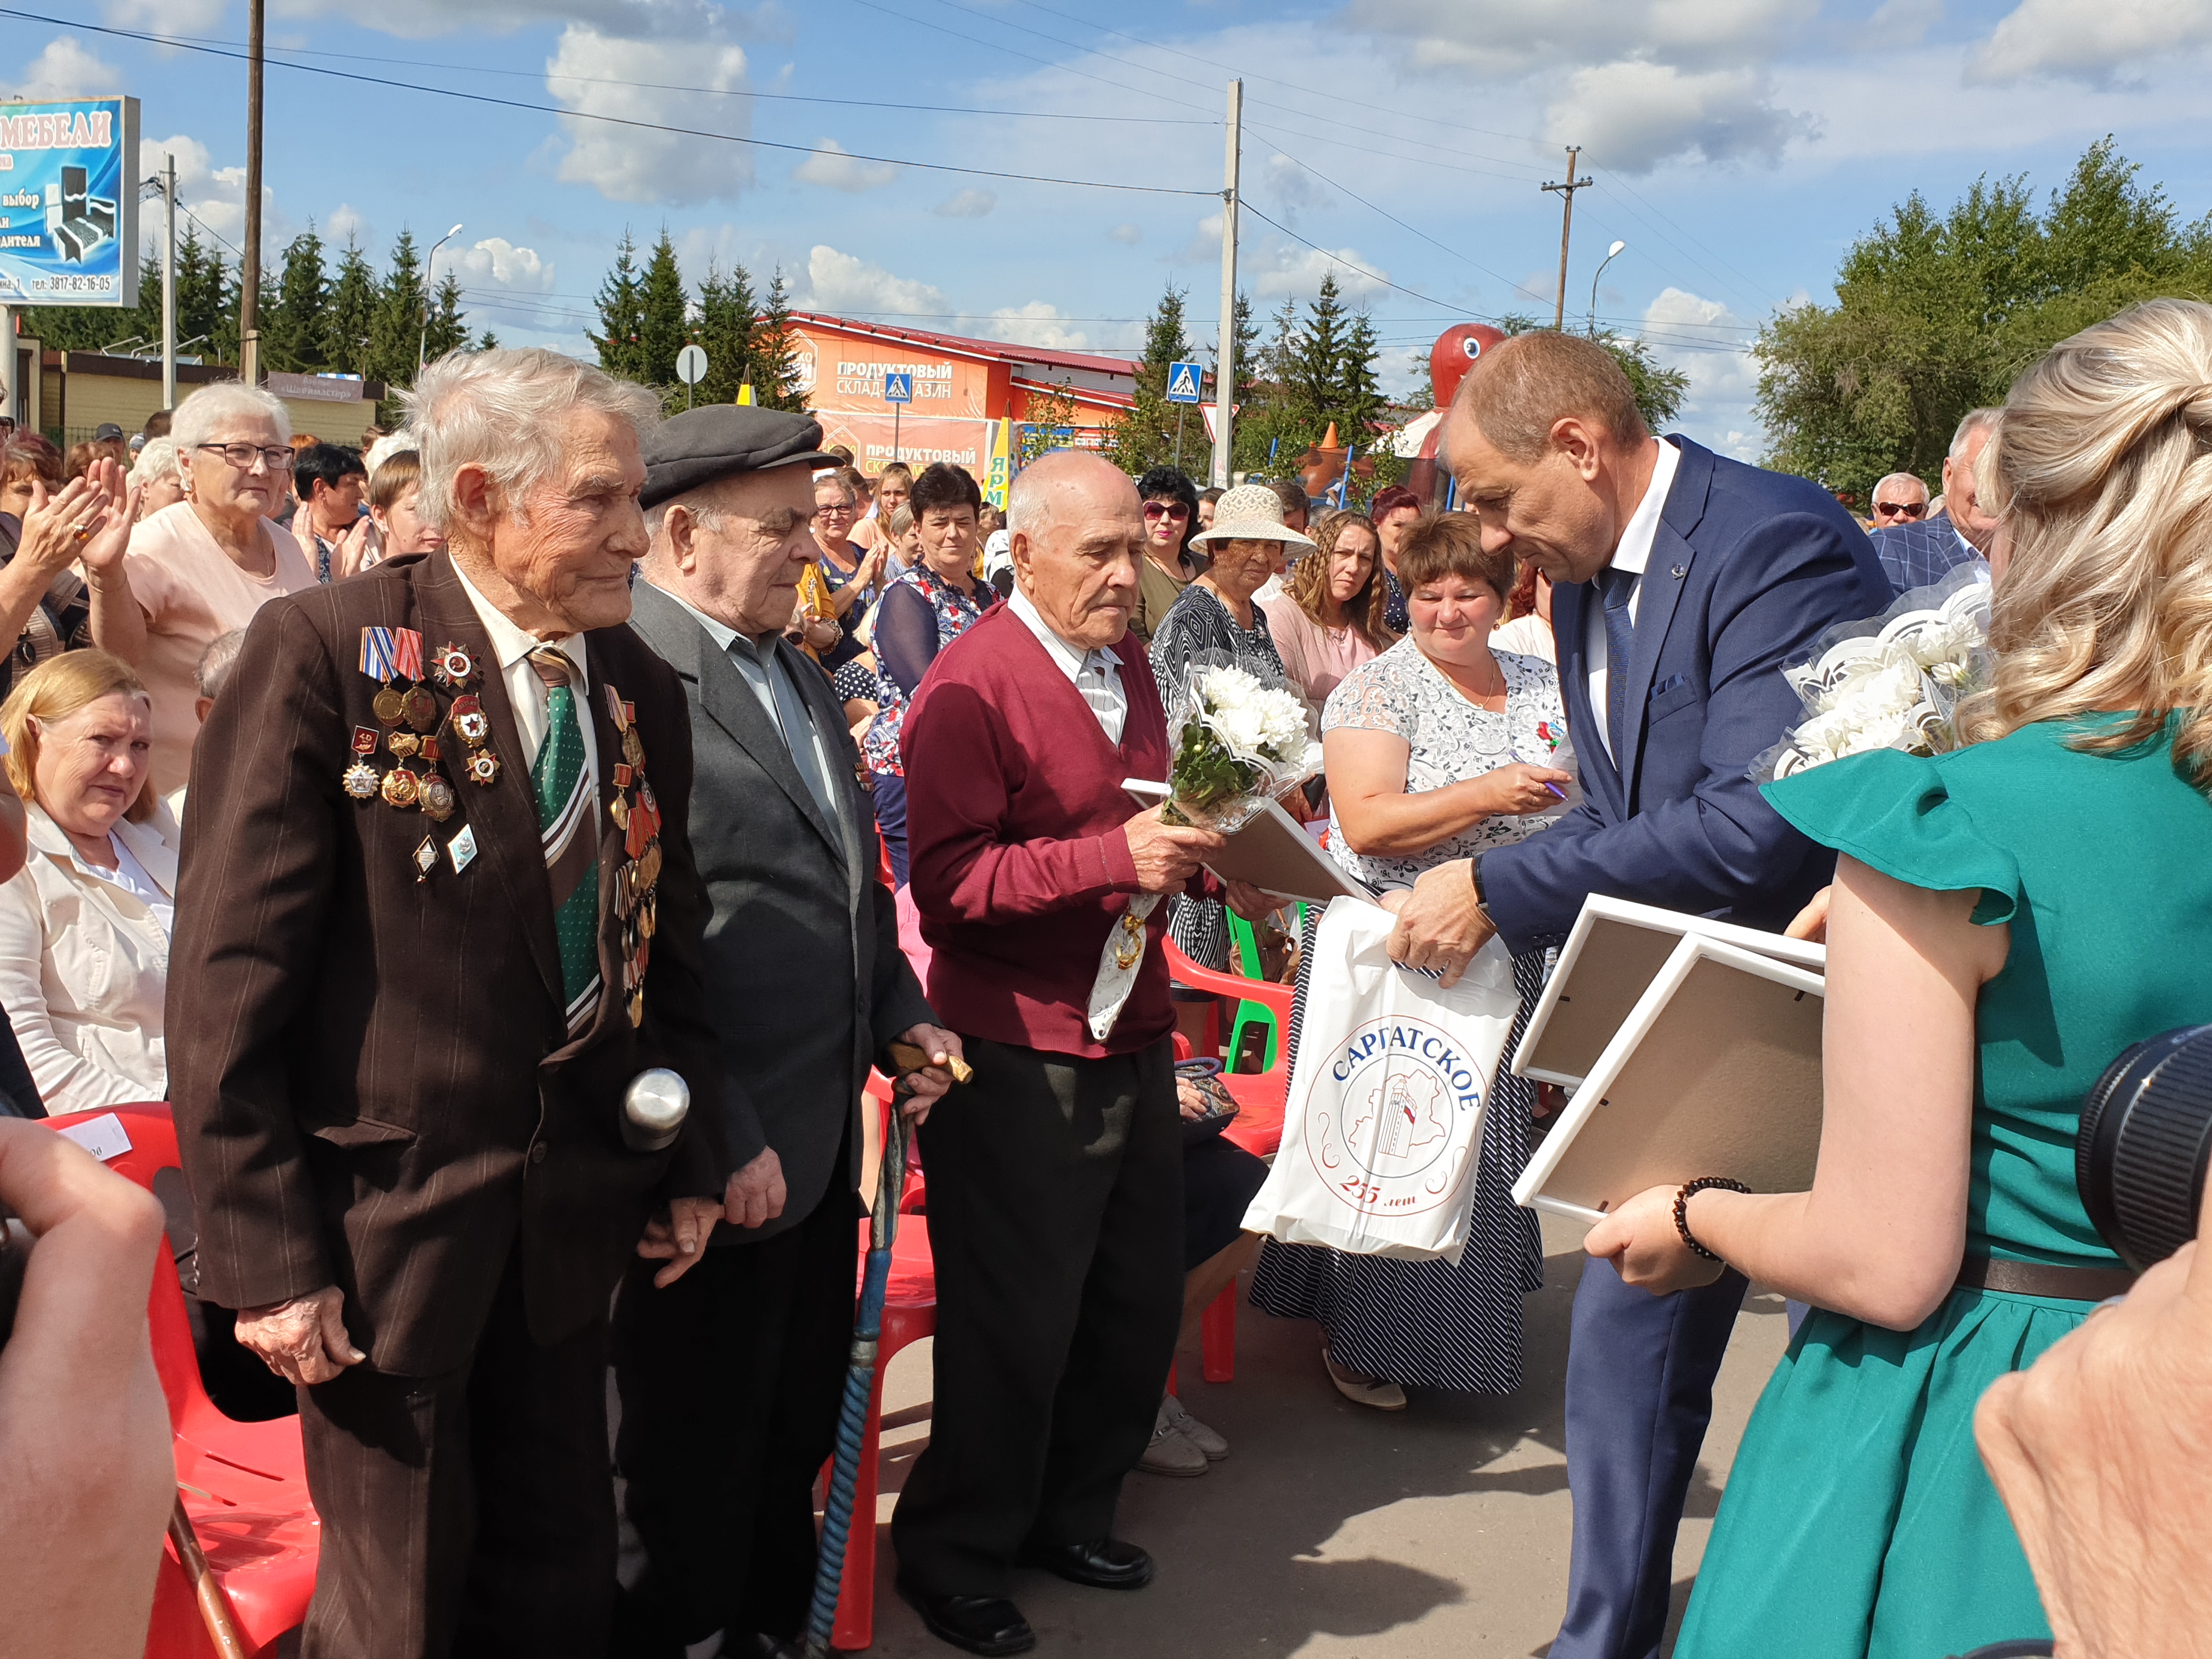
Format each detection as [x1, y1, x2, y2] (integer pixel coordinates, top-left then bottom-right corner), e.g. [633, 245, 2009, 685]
[90, 382, 318, 798]
[1130, 465, 1205, 645]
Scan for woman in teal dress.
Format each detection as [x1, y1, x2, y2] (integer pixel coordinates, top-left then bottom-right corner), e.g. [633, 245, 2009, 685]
[1583, 297, 2212, 1659]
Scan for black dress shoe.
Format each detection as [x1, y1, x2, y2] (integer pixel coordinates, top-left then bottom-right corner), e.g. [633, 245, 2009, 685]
[1015, 1537, 1154, 1590]
[894, 1577, 1037, 1656]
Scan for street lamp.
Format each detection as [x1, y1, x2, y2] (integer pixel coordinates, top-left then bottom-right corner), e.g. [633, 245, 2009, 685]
[1587, 239, 1627, 336]
[418, 223, 465, 376]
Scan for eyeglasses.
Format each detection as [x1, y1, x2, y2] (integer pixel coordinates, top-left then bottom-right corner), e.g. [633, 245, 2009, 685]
[1872, 500, 1928, 520]
[196, 442, 296, 471]
[814, 502, 855, 519]
[1142, 501, 1190, 523]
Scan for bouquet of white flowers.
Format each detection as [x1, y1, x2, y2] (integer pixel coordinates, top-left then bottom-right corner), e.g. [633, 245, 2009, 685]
[1161, 653, 1324, 831]
[1754, 562, 1991, 781]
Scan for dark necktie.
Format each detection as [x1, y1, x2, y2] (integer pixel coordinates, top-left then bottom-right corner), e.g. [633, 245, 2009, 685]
[1599, 566, 1638, 764]
[528, 647, 601, 1034]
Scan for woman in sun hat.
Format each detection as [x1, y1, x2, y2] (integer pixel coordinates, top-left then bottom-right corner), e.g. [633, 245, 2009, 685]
[1148, 483, 1313, 981]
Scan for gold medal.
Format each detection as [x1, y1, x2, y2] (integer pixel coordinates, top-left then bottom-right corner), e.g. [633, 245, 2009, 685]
[372, 685, 405, 725]
[627, 987, 645, 1028]
[622, 726, 644, 769]
[419, 772, 458, 822]
[640, 892, 657, 940]
[342, 760, 380, 799]
[638, 840, 663, 890]
[610, 793, 630, 830]
[381, 767, 421, 809]
[388, 731, 421, 760]
[400, 685, 438, 732]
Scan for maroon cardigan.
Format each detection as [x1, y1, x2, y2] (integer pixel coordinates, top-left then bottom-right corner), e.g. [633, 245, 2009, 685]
[904, 603, 1201, 1058]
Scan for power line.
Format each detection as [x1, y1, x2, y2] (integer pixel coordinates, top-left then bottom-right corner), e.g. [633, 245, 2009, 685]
[1238, 202, 1481, 318]
[0, 9, 1215, 196]
[1255, 138, 1530, 302]
[66, 18, 1215, 126]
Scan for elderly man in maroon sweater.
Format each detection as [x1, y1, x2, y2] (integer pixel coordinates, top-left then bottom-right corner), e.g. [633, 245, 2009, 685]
[892, 452, 1268, 1656]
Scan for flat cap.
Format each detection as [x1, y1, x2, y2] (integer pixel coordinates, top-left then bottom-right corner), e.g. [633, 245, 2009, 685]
[640, 405, 839, 509]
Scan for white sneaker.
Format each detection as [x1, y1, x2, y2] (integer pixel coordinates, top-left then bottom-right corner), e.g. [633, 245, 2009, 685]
[1138, 1402, 1210, 1476]
[1159, 1392, 1228, 1460]
[1323, 1346, 1408, 1412]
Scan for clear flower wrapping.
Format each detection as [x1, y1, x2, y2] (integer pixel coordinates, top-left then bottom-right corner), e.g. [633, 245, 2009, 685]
[1161, 652, 1325, 831]
[1752, 562, 1992, 782]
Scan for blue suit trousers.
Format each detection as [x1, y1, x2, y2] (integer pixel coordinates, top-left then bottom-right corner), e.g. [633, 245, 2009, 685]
[1552, 1255, 1750, 1659]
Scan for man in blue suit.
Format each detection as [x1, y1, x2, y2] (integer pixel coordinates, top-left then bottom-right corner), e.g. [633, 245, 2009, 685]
[1867, 408, 2000, 596]
[1387, 331, 1889, 1659]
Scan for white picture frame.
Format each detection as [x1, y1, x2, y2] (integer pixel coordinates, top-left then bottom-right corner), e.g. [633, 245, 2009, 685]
[1121, 780, 1372, 904]
[1510, 893, 1825, 1087]
[1511, 934, 1827, 1227]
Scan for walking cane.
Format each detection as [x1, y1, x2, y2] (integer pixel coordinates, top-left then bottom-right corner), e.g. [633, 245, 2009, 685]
[799, 1098, 911, 1657]
[170, 1491, 250, 1659]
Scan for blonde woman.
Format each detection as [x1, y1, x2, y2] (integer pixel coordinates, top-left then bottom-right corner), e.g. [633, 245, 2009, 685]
[1590, 298, 2212, 1656]
[1259, 507, 1393, 727]
[0, 652, 176, 1113]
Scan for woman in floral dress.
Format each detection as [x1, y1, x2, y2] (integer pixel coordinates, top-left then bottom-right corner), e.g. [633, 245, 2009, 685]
[1250, 512, 1577, 1408]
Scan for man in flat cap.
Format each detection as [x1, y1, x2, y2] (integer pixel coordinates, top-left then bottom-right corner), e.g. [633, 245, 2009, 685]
[613, 405, 963, 1658]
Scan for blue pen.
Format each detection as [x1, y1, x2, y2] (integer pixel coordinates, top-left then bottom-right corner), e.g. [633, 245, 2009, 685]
[1512, 748, 1570, 802]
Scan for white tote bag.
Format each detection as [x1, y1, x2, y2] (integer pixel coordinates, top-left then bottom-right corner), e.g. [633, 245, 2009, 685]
[1240, 896, 1522, 1264]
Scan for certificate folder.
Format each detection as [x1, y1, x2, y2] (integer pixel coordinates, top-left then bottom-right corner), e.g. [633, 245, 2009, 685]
[1511, 894, 1824, 1088]
[1510, 917, 1827, 1227]
[1120, 781, 1372, 904]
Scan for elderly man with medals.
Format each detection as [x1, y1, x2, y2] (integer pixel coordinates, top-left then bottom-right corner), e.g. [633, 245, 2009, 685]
[169, 348, 728, 1659]
[610, 405, 962, 1659]
[890, 452, 1270, 1656]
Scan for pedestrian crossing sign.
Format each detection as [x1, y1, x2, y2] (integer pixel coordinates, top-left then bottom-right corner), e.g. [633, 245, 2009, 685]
[1165, 360, 1204, 405]
[883, 372, 913, 403]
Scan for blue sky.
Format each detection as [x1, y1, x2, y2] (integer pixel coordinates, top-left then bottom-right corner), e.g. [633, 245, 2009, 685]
[11, 0, 2212, 458]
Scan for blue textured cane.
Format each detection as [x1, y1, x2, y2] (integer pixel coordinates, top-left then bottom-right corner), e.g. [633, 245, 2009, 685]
[802, 1105, 908, 1657]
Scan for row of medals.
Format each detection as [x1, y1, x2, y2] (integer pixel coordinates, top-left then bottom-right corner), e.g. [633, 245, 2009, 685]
[341, 642, 499, 838]
[608, 697, 663, 1029]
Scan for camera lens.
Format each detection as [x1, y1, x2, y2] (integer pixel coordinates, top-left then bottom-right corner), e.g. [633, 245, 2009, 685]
[2076, 1024, 2212, 1273]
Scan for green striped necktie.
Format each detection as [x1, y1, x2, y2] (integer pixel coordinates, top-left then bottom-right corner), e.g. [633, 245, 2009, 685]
[529, 647, 601, 1034]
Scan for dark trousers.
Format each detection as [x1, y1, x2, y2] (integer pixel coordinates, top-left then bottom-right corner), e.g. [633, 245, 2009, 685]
[609, 1176, 860, 1653]
[295, 1254, 616, 1659]
[891, 1034, 1183, 1597]
[872, 772, 909, 887]
[1552, 1255, 1750, 1659]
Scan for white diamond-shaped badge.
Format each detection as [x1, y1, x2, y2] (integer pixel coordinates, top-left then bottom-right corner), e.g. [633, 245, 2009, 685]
[413, 837, 438, 883]
[447, 822, 479, 875]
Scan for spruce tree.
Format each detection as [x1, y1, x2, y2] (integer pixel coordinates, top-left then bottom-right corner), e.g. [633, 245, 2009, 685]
[1333, 309, 1387, 438]
[1109, 281, 1194, 476]
[320, 237, 378, 377]
[367, 229, 426, 395]
[753, 270, 805, 412]
[692, 259, 759, 406]
[262, 225, 329, 374]
[170, 225, 233, 366]
[1289, 274, 1351, 420]
[636, 230, 688, 388]
[422, 270, 469, 365]
[590, 232, 648, 382]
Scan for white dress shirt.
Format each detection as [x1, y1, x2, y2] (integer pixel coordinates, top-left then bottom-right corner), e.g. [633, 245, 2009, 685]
[452, 556, 598, 786]
[1007, 582, 1128, 744]
[1583, 437, 1681, 762]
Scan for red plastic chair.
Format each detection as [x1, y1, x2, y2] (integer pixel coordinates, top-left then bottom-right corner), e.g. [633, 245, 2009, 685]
[1160, 952, 1294, 1386]
[43, 1104, 320, 1659]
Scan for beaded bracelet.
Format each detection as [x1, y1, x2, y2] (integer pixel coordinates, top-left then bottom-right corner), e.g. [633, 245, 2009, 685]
[1673, 1177, 1750, 1262]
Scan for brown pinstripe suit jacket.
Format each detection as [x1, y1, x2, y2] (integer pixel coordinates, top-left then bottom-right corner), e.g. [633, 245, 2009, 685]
[170, 549, 725, 1377]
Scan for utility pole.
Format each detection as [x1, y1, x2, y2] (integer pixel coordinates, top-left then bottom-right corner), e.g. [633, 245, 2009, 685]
[1210, 78, 1242, 490]
[239, 0, 265, 383]
[162, 154, 177, 409]
[1541, 145, 1593, 331]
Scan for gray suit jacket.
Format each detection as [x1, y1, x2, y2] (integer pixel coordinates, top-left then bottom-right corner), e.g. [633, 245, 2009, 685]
[628, 578, 934, 1242]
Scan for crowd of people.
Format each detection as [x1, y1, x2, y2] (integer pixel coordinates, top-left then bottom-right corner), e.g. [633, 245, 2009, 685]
[0, 296, 2207, 1659]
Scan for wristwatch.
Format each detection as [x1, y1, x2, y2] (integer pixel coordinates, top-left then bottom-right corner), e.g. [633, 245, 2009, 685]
[1469, 853, 1492, 922]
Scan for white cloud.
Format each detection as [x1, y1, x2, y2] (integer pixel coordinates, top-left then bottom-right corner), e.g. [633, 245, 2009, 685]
[1262, 153, 1327, 212]
[1641, 286, 1763, 459]
[263, 0, 791, 41]
[799, 245, 947, 316]
[1968, 0, 2212, 81]
[325, 203, 373, 247]
[792, 139, 898, 194]
[1867, 0, 1945, 44]
[14, 37, 123, 100]
[103, 0, 226, 33]
[986, 302, 1090, 351]
[1339, 0, 1816, 75]
[457, 237, 556, 291]
[933, 188, 997, 218]
[1248, 242, 1393, 303]
[1108, 223, 1143, 246]
[1544, 61, 1813, 171]
[548, 25, 754, 205]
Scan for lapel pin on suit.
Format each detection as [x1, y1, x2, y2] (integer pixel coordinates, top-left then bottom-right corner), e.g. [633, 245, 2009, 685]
[1671, 563, 1689, 579]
